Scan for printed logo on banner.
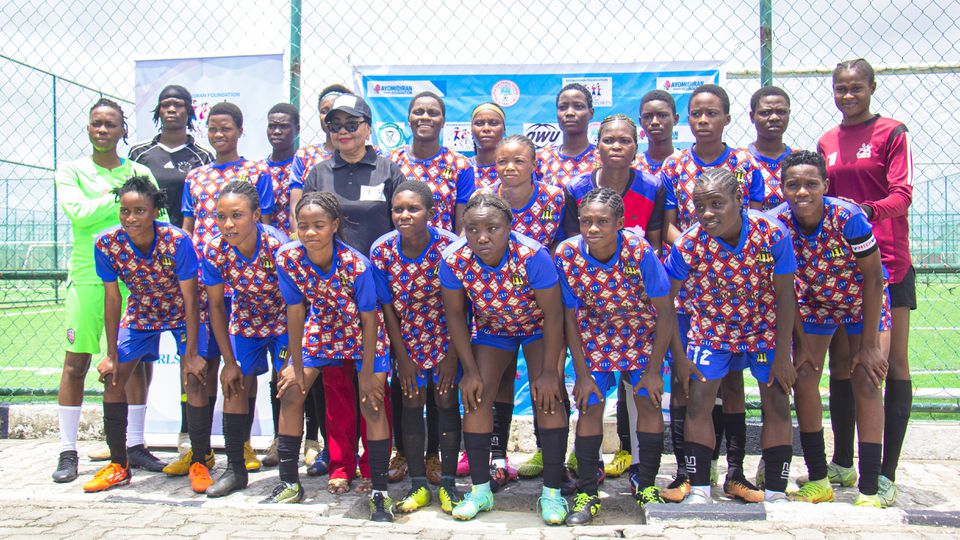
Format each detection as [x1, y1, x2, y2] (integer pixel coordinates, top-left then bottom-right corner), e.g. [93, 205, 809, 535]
[367, 80, 446, 98]
[523, 123, 561, 149]
[656, 76, 715, 94]
[562, 77, 613, 107]
[587, 121, 601, 144]
[491, 80, 521, 107]
[375, 122, 406, 151]
[443, 122, 473, 153]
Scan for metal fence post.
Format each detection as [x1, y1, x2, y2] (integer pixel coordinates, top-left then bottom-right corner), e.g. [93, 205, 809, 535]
[760, 0, 773, 86]
[289, 0, 302, 149]
[52, 74, 60, 303]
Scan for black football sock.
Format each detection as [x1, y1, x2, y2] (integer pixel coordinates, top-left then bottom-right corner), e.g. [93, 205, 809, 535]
[438, 405, 462, 477]
[671, 404, 687, 476]
[800, 429, 828, 482]
[187, 403, 212, 462]
[829, 377, 856, 468]
[762, 445, 792, 493]
[574, 434, 602, 495]
[463, 431, 492, 485]
[269, 379, 281, 438]
[278, 434, 300, 484]
[103, 401, 128, 466]
[425, 387, 440, 456]
[617, 384, 631, 451]
[882, 379, 912, 482]
[223, 412, 248, 476]
[859, 442, 882, 495]
[711, 404, 724, 461]
[723, 412, 747, 479]
[179, 396, 189, 434]
[539, 426, 569, 489]
[304, 384, 319, 441]
[686, 442, 714, 486]
[402, 406, 427, 479]
[367, 438, 391, 492]
[635, 431, 664, 489]
[491, 401, 514, 461]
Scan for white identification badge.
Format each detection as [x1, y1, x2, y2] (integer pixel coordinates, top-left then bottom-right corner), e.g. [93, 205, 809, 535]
[359, 184, 386, 202]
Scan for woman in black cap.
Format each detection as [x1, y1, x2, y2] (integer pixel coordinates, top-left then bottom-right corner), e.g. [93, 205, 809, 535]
[128, 84, 214, 461]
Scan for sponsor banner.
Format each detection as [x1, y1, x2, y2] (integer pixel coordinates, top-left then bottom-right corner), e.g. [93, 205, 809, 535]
[355, 61, 721, 155]
[134, 53, 283, 440]
[134, 52, 284, 158]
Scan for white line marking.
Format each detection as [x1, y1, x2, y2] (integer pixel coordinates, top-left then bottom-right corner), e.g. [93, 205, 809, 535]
[0, 307, 63, 317]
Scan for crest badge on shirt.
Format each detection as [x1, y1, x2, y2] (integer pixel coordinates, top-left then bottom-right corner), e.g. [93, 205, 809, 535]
[857, 143, 873, 159]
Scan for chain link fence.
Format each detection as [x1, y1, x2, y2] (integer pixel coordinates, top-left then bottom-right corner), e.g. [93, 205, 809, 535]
[1, 0, 959, 411]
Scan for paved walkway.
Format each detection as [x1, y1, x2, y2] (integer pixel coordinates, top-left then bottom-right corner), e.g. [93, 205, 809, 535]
[0, 439, 958, 539]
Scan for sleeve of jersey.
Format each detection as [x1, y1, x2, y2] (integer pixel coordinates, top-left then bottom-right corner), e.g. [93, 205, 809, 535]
[175, 237, 200, 281]
[200, 249, 223, 286]
[370, 263, 393, 305]
[438, 259, 463, 290]
[661, 169, 678, 210]
[664, 240, 690, 281]
[54, 166, 117, 226]
[276, 255, 306, 305]
[648, 185, 667, 231]
[748, 168, 765, 203]
[257, 172, 276, 214]
[290, 154, 306, 190]
[843, 212, 879, 258]
[640, 246, 670, 298]
[353, 265, 380, 312]
[526, 247, 560, 290]
[456, 165, 476, 204]
[554, 252, 579, 309]
[867, 128, 913, 221]
[181, 177, 195, 217]
[94, 243, 118, 283]
[771, 225, 798, 274]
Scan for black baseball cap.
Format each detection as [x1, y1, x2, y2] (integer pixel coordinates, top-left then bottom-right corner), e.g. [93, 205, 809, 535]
[324, 94, 372, 124]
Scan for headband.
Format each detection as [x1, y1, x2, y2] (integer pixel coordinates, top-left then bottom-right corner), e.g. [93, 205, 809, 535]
[471, 103, 505, 122]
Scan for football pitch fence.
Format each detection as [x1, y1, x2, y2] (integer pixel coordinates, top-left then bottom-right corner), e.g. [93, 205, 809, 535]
[1, 0, 959, 414]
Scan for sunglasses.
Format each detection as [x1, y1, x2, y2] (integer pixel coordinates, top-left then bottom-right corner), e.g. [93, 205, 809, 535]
[328, 120, 366, 133]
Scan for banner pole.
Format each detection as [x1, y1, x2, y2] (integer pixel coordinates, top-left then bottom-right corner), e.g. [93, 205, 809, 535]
[760, 0, 773, 86]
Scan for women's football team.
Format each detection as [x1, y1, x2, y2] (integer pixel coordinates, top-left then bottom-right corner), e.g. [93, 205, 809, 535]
[68, 57, 915, 524]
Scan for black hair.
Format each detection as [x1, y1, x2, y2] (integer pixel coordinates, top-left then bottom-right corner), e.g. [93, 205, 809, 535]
[208, 102, 243, 129]
[318, 84, 353, 109]
[750, 86, 791, 114]
[640, 89, 677, 115]
[394, 180, 435, 210]
[695, 167, 741, 200]
[112, 174, 166, 210]
[268, 103, 300, 129]
[579, 187, 624, 221]
[780, 150, 828, 183]
[556, 82, 593, 110]
[296, 191, 343, 234]
[463, 193, 513, 225]
[151, 85, 196, 131]
[496, 134, 538, 161]
[834, 58, 876, 86]
[597, 113, 638, 146]
[689, 84, 730, 114]
[408, 91, 446, 117]
[219, 180, 261, 213]
[90, 97, 129, 144]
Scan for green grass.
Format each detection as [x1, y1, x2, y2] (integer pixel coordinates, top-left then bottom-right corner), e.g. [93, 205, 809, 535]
[1, 277, 960, 398]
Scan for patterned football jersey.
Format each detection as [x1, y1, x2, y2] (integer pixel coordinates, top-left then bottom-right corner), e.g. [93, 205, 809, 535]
[370, 226, 459, 369]
[290, 144, 332, 190]
[181, 159, 275, 257]
[748, 144, 791, 210]
[276, 239, 389, 360]
[468, 156, 498, 191]
[478, 180, 565, 247]
[94, 223, 198, 330]
[264, 156, 295, 234]
[537, 144, 598, 188]
[555, 230, 670, 371]
[202, 224, 289, 338]
[632, 151, 671, 177]
[773, 196, 891, 328]
[439, 232, 558, 337]
[661, 145, 765, 231]
[390, 146, 476, 232]
[665, 210, 796, 352]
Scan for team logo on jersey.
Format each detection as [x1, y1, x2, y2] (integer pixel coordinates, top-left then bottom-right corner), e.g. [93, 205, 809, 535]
[66, 328, 75, 344]
[733, 167, 746, 182]
[177, 161, 194, 173]
[260, 256, 275, 270]
[440, 167, 455, 181]
[857, 143, 873, 159]
[756, 352, 769, 365]
[623, 264, 640, 276]
[511, 272, 525, 287]
[757, 248, 774, 263]
[829, 246, 846, 259]
[541, 207, 554, 220]
[491, 80, 521, 108]
[160, 255, 175, 267]
[237, 172, 250, 183]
